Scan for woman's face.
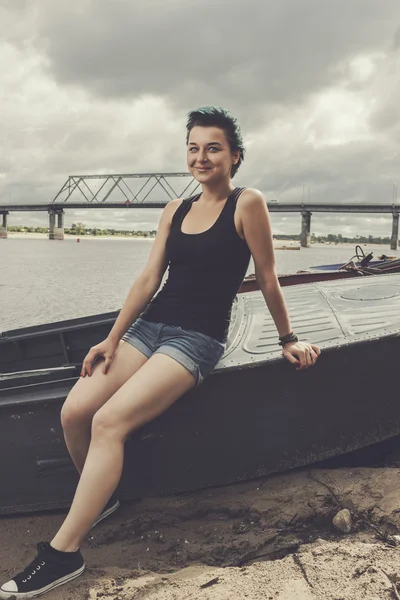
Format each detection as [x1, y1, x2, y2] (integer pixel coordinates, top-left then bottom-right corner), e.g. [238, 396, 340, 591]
[187, 126, 239, 184]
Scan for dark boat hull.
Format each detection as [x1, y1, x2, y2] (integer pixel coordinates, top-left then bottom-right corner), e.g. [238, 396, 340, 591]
[1, 275, 400, 515]
[1, 336, 399, 516]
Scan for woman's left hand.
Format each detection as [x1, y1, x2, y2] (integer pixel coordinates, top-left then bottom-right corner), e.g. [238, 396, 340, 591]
[282, 341, 321, 370]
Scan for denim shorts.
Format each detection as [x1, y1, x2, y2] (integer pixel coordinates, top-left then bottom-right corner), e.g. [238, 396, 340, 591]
[121, 318, 225, 386]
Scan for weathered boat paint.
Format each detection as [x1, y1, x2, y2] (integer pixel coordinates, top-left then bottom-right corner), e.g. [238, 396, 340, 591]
[1, 274, 400, 515]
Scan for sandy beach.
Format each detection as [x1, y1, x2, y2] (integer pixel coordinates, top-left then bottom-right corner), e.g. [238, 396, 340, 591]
[5, 232, 305, 250]
[1, 458, 400, 600]
[6, 232, 301, 246]
[4, 232, 383, 248]
[6, 232, 154, 241]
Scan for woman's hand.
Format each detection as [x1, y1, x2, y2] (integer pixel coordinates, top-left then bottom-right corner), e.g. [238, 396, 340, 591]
[81, 337, 119, 377]
[282, 341, 321, 370]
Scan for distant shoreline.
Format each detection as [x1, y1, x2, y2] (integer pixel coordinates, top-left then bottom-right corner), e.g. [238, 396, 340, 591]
[5, 232, 153, 241]
[3, 232, 397, 251]
[5, 232, 302, 247]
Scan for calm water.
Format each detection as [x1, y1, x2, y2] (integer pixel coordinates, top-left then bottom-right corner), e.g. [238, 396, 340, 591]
[1, 237, 399, 331]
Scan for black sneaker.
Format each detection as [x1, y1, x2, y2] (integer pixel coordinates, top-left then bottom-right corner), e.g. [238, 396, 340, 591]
[91, 494, 120, 529]
[0, 541, 85, 599]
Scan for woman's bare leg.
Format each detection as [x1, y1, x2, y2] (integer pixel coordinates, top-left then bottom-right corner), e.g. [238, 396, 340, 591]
[61, 341, 148, 474]
[51, 353, 196, 552]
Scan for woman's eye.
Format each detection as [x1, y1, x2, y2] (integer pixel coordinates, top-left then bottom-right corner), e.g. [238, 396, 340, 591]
[188, 147, 219, 152]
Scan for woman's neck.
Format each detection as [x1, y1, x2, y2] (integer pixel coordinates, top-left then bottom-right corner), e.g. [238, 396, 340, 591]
[199, 181, 236, 204]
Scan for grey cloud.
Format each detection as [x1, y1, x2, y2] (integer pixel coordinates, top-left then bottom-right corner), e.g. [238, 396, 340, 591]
[20, 0, 399, 112]
[2, 0, 400, 241]
[368, 50, 400, 138]
[393, 26, 400, 49]
[240, 133, 399, 207]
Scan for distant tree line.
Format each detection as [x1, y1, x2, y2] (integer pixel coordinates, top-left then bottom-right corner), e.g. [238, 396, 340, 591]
[274, 233, 394, 244]
[8, 222, 157, 238]
[7, 225, 395, 245]
[65, 222, 157, 237]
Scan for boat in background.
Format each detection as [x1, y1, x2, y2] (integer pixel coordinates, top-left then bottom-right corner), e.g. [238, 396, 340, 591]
[242, 245, 400, 292]
[1, 274, 400, 515]
[274, 245, 301, 250]
[309, 244, 400, 273]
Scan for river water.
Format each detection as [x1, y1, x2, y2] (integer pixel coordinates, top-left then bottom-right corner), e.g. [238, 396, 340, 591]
[1, 236, 399, 331]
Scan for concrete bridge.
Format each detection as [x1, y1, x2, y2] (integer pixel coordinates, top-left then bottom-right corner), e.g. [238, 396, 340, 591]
[0, 172, 399, 248]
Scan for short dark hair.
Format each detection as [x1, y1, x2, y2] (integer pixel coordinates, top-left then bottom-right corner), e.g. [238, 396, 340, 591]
[186, 106, 245, 177]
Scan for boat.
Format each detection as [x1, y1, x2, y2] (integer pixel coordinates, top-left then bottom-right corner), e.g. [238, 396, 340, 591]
[274, 245, 301, 251]
[1, 273, 400, 515]
[0, 268, 391, 376]
[244, 246, 400, 291]
[309, 258, 400, 272]
[310, 244, 400, 273]
[2, 245, 399, 375]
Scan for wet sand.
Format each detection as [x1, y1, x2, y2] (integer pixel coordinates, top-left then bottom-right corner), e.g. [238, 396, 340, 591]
[1, 459, 400, 599]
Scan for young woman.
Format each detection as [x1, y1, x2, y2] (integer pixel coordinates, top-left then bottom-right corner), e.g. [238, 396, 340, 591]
[0, 106, 320, 599]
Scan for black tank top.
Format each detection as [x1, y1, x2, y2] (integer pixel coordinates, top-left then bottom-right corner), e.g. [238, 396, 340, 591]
[141, 187, 251, 342]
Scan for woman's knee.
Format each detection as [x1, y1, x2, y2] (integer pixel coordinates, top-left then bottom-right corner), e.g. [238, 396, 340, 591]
[60, 391, 91, 431]
[91, 406, 135, 443]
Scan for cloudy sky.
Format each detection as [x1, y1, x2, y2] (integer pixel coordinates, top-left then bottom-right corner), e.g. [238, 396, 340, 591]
[1, 0, 399, 237]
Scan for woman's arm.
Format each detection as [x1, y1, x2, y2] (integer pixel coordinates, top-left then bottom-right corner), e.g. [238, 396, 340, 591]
[107, 198, 182, 344]
[237, 189, 320, 369]
[81, 199, 183, 375]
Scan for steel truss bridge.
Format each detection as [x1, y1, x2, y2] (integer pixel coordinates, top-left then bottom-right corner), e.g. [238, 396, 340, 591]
[52, 172, 200, 206]
[0, 172, 399, 248]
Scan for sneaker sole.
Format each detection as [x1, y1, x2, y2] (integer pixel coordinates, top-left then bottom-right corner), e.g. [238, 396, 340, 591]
[91, 498, 120, 529]
[0, 564, 85, 599]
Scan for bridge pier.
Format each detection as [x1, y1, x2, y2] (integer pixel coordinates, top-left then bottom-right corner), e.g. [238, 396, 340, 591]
[391, 213, 399, 250]
[48, 209, 64, 240]
[300, 211, 312, 248]
[0, 211, 9, 239]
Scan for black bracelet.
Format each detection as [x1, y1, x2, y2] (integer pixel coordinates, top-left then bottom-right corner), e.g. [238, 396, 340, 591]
[278, 332, 299, 346]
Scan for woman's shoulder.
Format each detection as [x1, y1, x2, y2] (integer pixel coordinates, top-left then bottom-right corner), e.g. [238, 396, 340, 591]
[165, 196, 197, 225]
[237, 187, 264, 200]
[166, 192, 198, 210]
[236, 188, 265, 209]
[167, 198, 185, 208]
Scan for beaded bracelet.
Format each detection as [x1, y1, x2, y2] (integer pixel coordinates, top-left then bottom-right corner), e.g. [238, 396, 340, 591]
[278, 332, 299, 346]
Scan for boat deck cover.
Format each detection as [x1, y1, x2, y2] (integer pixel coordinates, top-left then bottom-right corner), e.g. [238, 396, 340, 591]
[219, 273, 400, 370]
[2, 273, 400, 378]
